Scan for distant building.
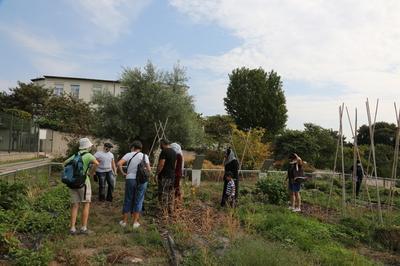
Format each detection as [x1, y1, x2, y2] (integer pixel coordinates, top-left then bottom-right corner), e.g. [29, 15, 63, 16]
[31, 75, 127, 103]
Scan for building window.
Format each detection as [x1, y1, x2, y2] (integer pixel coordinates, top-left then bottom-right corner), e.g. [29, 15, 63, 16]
[70, 84, 80, 98]
[92, 84, 103, 95]
[54, 84, 64, 96]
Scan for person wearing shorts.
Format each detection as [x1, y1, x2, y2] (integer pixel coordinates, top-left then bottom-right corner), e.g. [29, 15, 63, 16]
[64, 138, 99, 235]
[287, 153, 303, 212]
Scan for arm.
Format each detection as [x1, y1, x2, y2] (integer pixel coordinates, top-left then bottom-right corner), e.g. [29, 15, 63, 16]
[117, 159, 127, 177]
[157, 159, 165, 175]
[89, 159, 99, 177]
[112, 159, 117, 175]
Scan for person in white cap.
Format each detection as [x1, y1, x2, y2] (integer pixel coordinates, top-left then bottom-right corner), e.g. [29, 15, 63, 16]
[64, 137, 99, 235]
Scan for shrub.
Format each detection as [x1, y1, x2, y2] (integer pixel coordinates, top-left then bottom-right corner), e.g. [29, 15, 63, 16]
[254, 177, 287, 205]
[11, 246, 53, 266]
[0, 181, 28, 210]
[373, 226, 400, 253]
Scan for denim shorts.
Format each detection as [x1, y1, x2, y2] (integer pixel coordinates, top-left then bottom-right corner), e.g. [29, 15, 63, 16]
[122, 179, 148, 213]
[289, 182, 301, 192]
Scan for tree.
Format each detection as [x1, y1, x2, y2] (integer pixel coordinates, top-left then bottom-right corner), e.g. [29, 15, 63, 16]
[93, 62, 204, 153]
[303, 123, 338, 169]
[1, 82, 51, 117]
[273, 123, 339, 169]
[273, 129, 319, 165]
[36, 94, 94, 135]
[224, 67, 287, 136]
[357, 122, 397, 146]
[204, 115, 234, 150]
[231, 126, 271, 170]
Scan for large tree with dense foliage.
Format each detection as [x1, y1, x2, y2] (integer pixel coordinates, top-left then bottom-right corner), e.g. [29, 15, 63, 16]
[93, 62, 204, 153]
[204, 115, 234, 150]
[273, 123, 339, 169]
[0, 82, 52, 117]
[357, 122, 397, 146]
[36, 94, 95, 135]
[224, 67, 287, 136]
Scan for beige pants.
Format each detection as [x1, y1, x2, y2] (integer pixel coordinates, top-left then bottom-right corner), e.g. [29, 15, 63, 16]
[70, 179, 92, 203]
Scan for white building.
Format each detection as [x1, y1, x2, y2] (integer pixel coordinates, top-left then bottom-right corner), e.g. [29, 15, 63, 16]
[31, 75, 127, 102]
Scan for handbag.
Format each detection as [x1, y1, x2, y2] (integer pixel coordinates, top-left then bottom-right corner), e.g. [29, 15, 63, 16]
[136, 154, 150, 184]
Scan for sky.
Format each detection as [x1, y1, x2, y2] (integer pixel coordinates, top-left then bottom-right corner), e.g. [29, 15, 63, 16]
[1, 0, 400, 137]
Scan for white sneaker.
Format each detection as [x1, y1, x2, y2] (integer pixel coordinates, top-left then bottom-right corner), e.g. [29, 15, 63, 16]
[293, 208, 301, 212]
[119, 220, 127, 227]
[133, 222, 140, 229]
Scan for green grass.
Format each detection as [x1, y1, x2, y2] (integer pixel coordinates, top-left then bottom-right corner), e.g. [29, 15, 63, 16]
[237, 202, 379, 265]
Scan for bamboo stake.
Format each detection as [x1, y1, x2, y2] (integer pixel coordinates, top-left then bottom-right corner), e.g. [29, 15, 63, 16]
[344, 107, 373, 210]
[327, 104, 343, 211]
[340, 105, 346, 215]
[366, 99, 383, 224]
[389, 103, 400, 212]
[239, 128, 252, 172]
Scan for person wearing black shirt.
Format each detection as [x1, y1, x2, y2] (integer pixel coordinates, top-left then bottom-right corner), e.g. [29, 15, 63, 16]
[156, 139, 177, 213]
[221, 148, 239, 207]
[351, 160, 364, 197]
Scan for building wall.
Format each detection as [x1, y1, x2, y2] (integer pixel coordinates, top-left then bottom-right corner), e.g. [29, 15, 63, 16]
[32, 77, 125, 103]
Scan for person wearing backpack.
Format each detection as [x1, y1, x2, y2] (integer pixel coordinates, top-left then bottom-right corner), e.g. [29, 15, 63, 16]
[286, 153, 304, 212]
[117, 140, 151, 229]
[63, 138, 99, 235]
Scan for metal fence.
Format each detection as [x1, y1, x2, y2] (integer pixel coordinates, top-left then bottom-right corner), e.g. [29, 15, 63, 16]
[0, 112, 39, 152]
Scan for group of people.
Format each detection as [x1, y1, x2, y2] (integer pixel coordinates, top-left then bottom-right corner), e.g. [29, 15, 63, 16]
[64, 138, 183, 235]
[65, 137, 319, 234]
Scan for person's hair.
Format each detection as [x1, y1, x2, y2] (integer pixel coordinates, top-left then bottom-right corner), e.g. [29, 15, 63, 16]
[104, 142, 113, 148]
[226, 147, 231, 156]
[289, 153, 297, 160]
[225, 171, 233, 178]
[130, 140, 142, 150]
[357, 159, 361, 164]
[160, 138, 170, 146]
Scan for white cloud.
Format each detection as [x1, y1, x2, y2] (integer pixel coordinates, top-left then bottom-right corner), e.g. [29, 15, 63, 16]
[0, 25, 64, 57]
[170, 0, 400, 131]
[73, 0, 151, 43]
[0, 25, 79, 75]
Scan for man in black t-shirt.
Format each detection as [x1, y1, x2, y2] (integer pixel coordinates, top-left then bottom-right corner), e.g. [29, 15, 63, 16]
[156, 139, 177, 213]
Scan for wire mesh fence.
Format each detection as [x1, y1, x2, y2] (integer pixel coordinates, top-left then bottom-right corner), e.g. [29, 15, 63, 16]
[0, 112, 39, 152]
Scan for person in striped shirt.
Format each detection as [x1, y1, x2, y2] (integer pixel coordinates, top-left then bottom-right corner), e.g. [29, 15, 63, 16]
[224, 171, 236, 207]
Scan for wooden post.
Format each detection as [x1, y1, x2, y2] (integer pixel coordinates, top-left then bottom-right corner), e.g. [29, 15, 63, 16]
[366, 99, 383, 224]
[389, 103, 400, 211]
[340, 105, 346, 214]
[328, 104, 343, 210]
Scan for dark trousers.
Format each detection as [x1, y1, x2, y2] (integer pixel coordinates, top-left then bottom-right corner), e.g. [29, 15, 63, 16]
[158, 175, 175, 214]
[97, 171, 115, 202]
[221, 178, 238, 207]
[356, 178, 363, 197]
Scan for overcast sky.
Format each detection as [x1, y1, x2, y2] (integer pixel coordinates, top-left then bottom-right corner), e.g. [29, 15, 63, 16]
[1, 0, 399, 136]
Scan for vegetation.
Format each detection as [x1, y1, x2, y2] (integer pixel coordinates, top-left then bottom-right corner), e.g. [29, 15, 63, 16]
[93, 62, 204, 153]
[224, 67, 287, 137]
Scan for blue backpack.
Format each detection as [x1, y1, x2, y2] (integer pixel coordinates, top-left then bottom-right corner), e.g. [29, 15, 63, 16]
[62, 152, 89, 190]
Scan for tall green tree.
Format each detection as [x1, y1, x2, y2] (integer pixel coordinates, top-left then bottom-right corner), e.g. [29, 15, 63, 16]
[204, 115, 234, 150]
[224, 67, 287, 136]
[357, 122, 397, 146]
[93, 62, 204, 153]
[1, 82, 52, 117]
[37, 94, 94, 135]
[273, 123, 339, 169]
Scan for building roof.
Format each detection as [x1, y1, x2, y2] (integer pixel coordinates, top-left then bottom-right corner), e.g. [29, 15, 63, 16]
[31, 75, 120, 83]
